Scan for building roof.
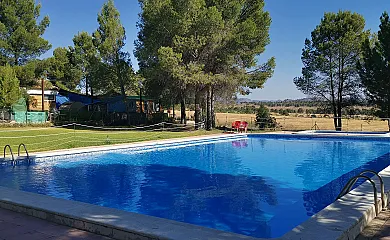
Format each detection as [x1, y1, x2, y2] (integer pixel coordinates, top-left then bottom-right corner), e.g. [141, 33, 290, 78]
[27, 90, 58, 95]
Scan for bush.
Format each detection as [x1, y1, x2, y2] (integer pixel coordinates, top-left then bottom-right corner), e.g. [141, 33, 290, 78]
[0, 64, 21, 108]
[256, 105, 277, 129]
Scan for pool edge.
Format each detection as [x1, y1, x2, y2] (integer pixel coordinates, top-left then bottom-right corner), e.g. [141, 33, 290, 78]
[0, 186, 261, 240]
[0, 134, 264, 240]
[0, 132, 388, 239]
[33, 133, 248, 159]
[281, 164, 390, 240]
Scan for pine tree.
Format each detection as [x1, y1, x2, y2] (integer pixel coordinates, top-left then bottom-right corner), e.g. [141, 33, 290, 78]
[358, 12, 390, 131]
[136, 0, 275, 130]
[294, 11, 369, 131]
[0, 0, 51, 66]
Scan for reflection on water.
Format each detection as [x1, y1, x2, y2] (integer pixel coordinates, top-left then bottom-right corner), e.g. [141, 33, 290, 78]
[232, 139, 248, 148]
[1, 163, 278, 238]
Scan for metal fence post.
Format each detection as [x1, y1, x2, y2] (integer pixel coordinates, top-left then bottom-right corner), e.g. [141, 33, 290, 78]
[73, 123, 76, 146]
[250, 117, 253, 133]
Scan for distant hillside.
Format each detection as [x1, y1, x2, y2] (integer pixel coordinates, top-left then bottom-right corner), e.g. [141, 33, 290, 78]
[236, 97, 314, 104]
[236, 98, 254, 103]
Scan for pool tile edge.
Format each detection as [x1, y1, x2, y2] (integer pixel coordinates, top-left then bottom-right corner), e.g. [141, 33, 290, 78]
[281, 166, 390, 240]
[33, 133, 248, 159]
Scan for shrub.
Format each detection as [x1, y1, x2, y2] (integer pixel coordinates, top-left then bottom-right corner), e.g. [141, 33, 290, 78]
[256, 105, 277, 129]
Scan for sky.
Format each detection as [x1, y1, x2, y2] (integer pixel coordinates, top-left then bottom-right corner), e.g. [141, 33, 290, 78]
[39, 0, 390, 100]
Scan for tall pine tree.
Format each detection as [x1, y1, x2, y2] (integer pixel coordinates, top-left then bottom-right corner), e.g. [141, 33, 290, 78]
[136, 0, 275, 129]
[358, 12, 390, 131]
[0, 0, 51, 88]
[93, 0, 136, 123]
[294, 11, 368, 131]
[0, 0, 51, 66]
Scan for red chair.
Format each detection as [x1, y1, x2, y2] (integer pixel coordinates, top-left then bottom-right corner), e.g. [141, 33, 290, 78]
[239, 121, 248, 133]
[232, 121, 241, 132]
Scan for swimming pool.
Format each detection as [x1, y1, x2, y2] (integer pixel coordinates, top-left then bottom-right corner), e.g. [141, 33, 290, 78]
[1, 134, 390, 238]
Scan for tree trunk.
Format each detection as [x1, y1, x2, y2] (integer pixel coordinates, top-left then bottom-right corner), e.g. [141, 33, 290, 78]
[172, 101, 175, 121]
[14, 54, 18, 66]
[120, 85, 130, 126]
[211, 86, 215, 128]
[90, 86, 94, 104]
[117, 56, 130, 126]
[180, 96, 186, 124]
[206, 84, 212, 131]
[332, 105, 338, 130]
[387, 106, 390, 132]
[195, 90, 201, 130]
[85, 77, 89, 97]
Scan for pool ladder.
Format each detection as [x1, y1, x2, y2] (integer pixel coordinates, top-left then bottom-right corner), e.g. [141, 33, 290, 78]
[337, 170, 386, 216]
[3, 143, 30, 163]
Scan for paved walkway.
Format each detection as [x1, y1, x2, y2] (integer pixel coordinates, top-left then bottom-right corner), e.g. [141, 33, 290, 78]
[0, 208, 112, 240]
[356, 210, 390, 240]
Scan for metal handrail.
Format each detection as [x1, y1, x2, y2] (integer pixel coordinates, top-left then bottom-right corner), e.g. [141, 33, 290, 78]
[3, 145, 14, 161]
[344, 170, 385, 209]
[18, 143, 29, 160]
[337, 175, 378, 215]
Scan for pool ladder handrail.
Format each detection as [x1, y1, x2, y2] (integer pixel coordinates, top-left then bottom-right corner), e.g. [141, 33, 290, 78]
[18, 143, 30, 160]
[337, 170, 385, 215]
[3, 145, 14, 162]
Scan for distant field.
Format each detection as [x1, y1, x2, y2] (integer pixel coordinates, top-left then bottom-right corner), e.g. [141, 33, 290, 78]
[214, 113, 389, 132]
[172, 111, 389, 131]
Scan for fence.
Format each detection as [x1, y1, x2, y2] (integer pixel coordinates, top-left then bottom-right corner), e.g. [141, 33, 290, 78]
[0, 108, 12, 122]
[14, 111, 47, 124]
[0, 121, 207, 153]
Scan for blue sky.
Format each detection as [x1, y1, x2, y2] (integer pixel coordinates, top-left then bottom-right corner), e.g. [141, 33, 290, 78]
[39, 0, 390, 100]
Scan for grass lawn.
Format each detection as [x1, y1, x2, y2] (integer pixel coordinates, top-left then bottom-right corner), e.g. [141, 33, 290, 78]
[0, 127, 221, 154]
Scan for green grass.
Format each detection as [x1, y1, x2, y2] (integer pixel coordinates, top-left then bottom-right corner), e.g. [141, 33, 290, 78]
[0, 127, 221, 154]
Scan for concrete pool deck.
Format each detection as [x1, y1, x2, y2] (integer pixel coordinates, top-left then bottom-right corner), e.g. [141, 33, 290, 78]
[0, 207, 112, 240]
[0, 132, 390, 240]
[357, 209, 390, 239]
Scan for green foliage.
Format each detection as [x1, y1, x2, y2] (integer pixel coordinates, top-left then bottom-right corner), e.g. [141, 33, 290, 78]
[13, 60, 43, 87]
[0, 64, 20, 107]
[0, 0, 51, 66]
[136, 0, 275, 129]
[294, 11, 368, 130]
[93, 0, 136, 96]
[72, 32, 98, 93]
[93, 0, 125, 64]
[255, 105, 276, 129]
[46, 47, 83, 91]
[153, 0, 274, 89]
[358, 12, 390, 126]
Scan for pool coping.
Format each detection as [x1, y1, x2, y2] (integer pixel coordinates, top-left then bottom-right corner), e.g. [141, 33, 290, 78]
[0, 132, 389, 240]
[33, 133, 248, 159]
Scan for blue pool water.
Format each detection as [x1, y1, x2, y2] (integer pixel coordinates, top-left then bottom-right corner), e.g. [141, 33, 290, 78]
[1, 135, 390, 238]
